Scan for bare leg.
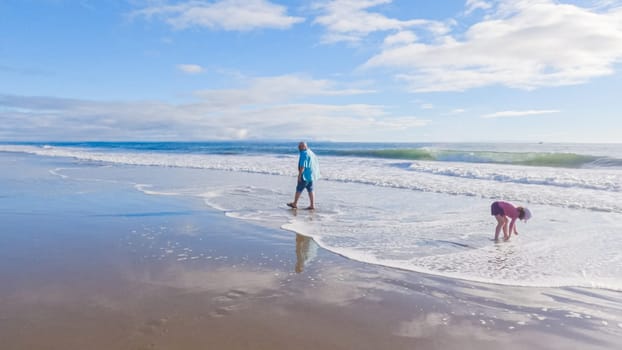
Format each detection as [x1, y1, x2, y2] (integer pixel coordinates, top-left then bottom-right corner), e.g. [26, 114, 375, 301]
[288, 191, 302, 208]
[502, 218, 510, 240]
[307, 191, 315, 209]
[494, 215, 505, 241]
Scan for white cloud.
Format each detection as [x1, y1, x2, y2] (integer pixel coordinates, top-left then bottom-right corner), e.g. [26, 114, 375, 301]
[0, 75, 425, 141]
[364, 0, 622, 91]
[481, 109, 560, 118]
[312, 0, 450, 43]
[464, 0, 492, 15]
[133, 0, 304, 31]
[383, 31, 417, 47]
[177, 64, 205, 74]
[234, 104, 429, 140]
[593, 0, 622, 10]
[193, 74, 375, 106]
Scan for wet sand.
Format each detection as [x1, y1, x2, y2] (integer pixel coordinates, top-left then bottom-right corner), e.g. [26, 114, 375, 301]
[0, 153, 621, 350]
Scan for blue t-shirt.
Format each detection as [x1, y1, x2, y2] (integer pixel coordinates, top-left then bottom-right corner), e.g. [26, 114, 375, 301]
[299, 149, 320, 182]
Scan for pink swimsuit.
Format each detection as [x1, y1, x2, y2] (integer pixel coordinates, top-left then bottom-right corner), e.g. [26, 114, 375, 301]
[496, 201, 519, 219]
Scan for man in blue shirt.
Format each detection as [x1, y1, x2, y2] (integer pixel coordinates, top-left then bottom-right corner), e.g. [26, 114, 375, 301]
[287, 141, 320, 210]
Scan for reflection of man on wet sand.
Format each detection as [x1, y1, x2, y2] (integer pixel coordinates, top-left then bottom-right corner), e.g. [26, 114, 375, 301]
[295, 234, 313, 273]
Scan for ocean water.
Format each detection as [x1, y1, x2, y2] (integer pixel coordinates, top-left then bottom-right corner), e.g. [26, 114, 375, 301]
[2, 141, 621, 290]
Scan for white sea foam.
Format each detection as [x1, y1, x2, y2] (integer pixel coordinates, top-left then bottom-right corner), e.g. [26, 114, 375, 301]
[2, 144, 621, 212]
[202, 180, 622, 291]
[3, 144, 622, 290]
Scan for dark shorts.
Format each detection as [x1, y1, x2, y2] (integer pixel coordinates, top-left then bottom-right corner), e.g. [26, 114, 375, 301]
[491, 201, 505, 216]
[296, 180, 313, 193]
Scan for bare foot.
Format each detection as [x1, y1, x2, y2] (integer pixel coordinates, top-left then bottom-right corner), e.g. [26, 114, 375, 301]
[287, 203, 297, 209]
[305, 206, 315, 210]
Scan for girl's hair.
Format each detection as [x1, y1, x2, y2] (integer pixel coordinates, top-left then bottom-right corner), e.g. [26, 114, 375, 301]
[517, 207, 525, 219]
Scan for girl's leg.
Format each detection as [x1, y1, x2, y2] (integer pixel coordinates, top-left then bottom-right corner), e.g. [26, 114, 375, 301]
[494, 215, 505, 240]
[502, 217, 510, 240]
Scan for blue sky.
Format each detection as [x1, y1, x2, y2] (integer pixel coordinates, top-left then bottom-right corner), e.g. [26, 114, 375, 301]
[1, 0, 621, 142]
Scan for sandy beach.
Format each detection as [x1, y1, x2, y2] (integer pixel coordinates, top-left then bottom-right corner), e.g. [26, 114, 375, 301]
[1, 152, 621, 350]
[5, 0, 622, 348]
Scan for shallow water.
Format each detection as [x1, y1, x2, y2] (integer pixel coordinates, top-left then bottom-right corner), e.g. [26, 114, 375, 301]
[2, 143, 622, 290]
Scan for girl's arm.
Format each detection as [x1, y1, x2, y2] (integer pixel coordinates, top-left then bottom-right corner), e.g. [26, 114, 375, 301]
[509, 218, 517, 236]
